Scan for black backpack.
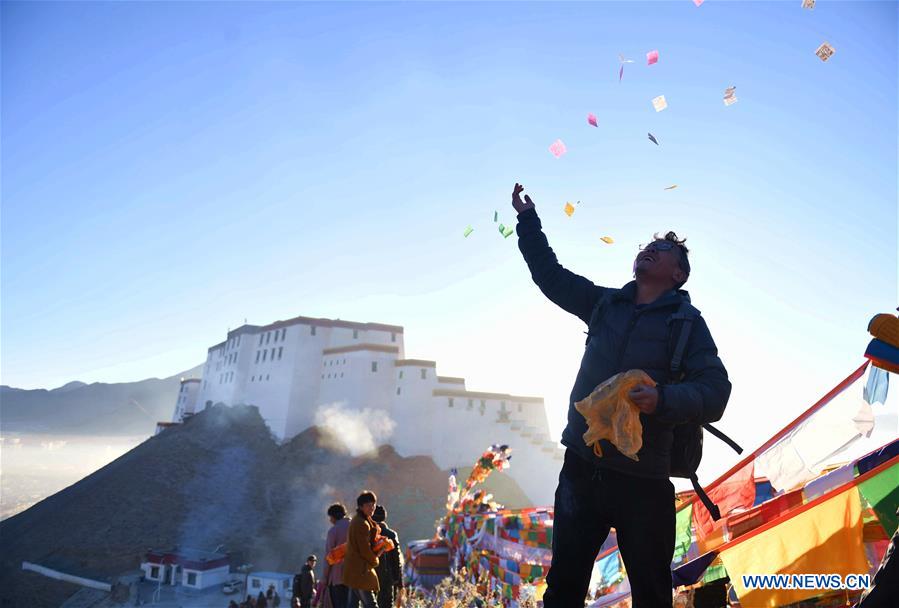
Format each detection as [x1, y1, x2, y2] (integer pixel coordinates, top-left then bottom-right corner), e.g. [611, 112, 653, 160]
[585, 293, 742, 520]
[667, 302, 742, 520]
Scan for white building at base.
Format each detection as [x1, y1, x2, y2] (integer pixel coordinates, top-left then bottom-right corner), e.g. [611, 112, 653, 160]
[167, 314, 564, 505]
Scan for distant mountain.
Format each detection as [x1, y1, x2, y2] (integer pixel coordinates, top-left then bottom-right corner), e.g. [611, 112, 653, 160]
[0, 403, 530, 608]
[0, 365, 203, 436]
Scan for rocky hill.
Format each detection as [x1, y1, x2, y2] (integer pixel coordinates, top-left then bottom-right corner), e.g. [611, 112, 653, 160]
[0, 365, 204, 436]
[0, 403, 529, 607]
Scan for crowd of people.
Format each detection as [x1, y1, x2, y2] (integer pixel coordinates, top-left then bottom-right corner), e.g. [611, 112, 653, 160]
[228, 584, 283, 608]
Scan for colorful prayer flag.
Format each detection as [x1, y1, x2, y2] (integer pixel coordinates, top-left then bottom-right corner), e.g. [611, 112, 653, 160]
[693, 461, 756, 540]
[719, 486, 868, 607]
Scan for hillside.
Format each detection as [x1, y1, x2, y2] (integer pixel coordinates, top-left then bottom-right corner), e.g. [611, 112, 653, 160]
[0, 403, 529, 608]
[0, 365, 203, 436]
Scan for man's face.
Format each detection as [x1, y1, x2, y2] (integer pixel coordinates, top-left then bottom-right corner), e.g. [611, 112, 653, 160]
[361, 501, 376, 517]
[308, 559, 317, 568]
[634, 240, 684, 286]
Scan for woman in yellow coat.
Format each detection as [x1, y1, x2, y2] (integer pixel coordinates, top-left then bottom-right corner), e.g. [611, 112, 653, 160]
[343, 491, 385, 608]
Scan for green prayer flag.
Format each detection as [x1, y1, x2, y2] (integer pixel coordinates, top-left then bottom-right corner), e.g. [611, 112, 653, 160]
[673, 504, 694, 564]
[858, 461, 899, 534]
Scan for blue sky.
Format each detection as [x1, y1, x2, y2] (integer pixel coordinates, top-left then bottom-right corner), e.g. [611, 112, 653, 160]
[3, 1, 897, 477]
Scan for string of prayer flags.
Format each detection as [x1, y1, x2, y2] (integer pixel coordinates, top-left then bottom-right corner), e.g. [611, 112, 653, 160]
[802, 0, 815, 9]
[587, 113, 598, 127]
[652, 95, 668, 112]
[648, 133, 659, 145]
[548, 139, 567, 158]
[665, 184, 678, 190]
[816, 42, 835, 62]
[600, 236, 614, 245]
[724, 86, 738, 106]
[647, 50, 659, 65]
[464, 226, 474, 238]
[564, 202, 575, 217]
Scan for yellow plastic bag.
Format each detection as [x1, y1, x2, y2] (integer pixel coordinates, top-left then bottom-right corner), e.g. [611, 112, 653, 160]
[574, 369, 655, 461]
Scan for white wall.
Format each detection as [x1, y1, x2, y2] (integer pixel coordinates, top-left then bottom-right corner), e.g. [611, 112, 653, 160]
[183, 565, 230, 589]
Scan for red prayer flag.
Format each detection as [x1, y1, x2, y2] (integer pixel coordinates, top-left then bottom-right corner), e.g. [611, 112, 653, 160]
[693, 460, 756, 540]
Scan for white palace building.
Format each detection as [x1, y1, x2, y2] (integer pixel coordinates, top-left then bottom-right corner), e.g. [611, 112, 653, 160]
[165, 314, 564, 505]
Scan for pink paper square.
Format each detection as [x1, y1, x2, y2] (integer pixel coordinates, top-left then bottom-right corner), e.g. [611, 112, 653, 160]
[647, 50, 659, 65]
[548, 139, 567, 158]
[587, 113, 598, 127]
[693, 0, 704, 6]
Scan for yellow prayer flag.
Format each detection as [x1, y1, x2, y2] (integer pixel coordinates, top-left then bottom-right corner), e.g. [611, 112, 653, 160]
[564, 202, 575, 217]
[719, 486, 868, 608]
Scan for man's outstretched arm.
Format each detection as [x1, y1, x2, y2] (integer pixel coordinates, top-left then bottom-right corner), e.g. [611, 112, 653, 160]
[513, 183, 604, 325]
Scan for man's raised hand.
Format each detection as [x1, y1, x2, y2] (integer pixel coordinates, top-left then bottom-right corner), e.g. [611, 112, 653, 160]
[513, 183, 536, 214]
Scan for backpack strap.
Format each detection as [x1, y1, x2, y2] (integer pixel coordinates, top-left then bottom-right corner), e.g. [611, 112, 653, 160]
[690, 474, 722, 521]
[668, 302, 699, 379]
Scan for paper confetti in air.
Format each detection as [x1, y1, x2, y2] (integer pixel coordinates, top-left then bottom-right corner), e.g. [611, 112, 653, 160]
[493, 211, 498, 222]
[693, 0, 704, 6]
[587, 113, 598, 127]
[647, 50, 659, 65]
[664, 184, 678, 190]
[816, 42, 835, 62]
[619, 64, 624, 83]
[652, 95, 668, 112]
[618, 54, 635, 64]
[564, 202, 576, 217]
[502, 226, 514, 238]
[464, 226, 474, 238]
[549, 139, 567, 158]
[724, 86, 738, 106]
[802, 0, 815, 9]
[600, 236, 614, 244]
[648, 133, 659, 145]
[498, 223, 506, 235]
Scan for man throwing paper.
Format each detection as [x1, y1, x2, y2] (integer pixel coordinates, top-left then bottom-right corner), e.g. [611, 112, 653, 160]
[512, 183, 732, 608]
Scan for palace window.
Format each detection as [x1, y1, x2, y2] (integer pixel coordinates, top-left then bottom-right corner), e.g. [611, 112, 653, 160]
[448, 398, 454, 408]
[391, 333, 396, 342]
[187, 572, 197, 586]
[397, 387, 401, 395]
[399, 371, 403, 379]
[421, 369, 427, 380]
[262, 350, 267, 362]
[259, 335, 264, 345]
[311, 326, 317, 336]
[372, 361, 378, 372]
[278, 347, 283, 360]
[255, 351, 260, 363]
[467, 399, 473, 410]
[353, 329, 358, 339]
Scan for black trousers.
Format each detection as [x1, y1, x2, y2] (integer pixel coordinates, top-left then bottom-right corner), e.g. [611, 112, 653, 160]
[543, 449, 675, 608]
[376, 584, 395, 608]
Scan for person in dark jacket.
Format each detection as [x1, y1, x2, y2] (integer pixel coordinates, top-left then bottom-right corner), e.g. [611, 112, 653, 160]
[257, 591, 268, 608]
[512, 183, 732, 608]
[371, 505, 404, 608]
[294, 555, 317, 608]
